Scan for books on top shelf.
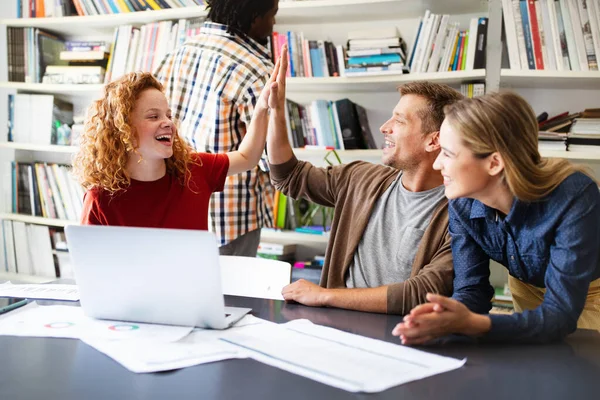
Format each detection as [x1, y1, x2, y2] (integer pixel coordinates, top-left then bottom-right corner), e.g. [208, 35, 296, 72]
[502, 0, 600, 71]
[7, 27, 67, 83]
[17, 0, 206, 17]
[408, 10, 487, 74]
[284, 98, 376, 150]
[271, 31, 345, 78]
[104, 17, 203, 82]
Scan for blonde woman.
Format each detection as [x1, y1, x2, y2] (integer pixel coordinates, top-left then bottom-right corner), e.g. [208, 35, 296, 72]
[73, 48, 287, 229]
[393, 91, 600, 344]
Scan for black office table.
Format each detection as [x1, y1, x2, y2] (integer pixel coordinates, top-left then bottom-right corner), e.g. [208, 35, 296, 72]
[1, 295, 599, 400]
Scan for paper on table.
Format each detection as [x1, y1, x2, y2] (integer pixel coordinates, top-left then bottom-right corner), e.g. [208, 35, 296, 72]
[220, 319, 466, 393]
[81, 315, 268, 373]
[0, 282, 80, 301]
[0, 302, 193, 342]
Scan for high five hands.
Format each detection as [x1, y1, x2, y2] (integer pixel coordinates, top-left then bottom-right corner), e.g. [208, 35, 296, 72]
[258, 44, 288, 113]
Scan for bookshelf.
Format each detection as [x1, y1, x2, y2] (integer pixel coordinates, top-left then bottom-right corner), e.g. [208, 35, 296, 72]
[0, 213, 71, 228]
[500, 70, 600, 90]
[0, 0, 489, 35]
[0, 70, 488, 94]
[2, 142, 599, 163]
[0, 142, 78, 153]
[3, 0, 596, 285]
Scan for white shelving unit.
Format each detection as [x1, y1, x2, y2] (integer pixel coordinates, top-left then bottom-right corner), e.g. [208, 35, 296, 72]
[501, 70, 600, 90]
[0, 0, 488, 35]
[0, 213, 71, 227]
[2, 142, 598, 163]
[3, 0, 598, 287]
[0, 142, 78, 153]
[0, 70, 488, 94]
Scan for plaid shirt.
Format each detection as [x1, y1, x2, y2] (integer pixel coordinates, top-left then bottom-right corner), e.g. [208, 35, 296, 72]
[155, 22, 275, 245]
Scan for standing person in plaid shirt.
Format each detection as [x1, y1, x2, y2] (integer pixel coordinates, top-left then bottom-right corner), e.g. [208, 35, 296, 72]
[155, 0, 280, 256]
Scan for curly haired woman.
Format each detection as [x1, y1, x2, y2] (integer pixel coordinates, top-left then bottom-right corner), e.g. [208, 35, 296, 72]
[73, 48, 287, 230]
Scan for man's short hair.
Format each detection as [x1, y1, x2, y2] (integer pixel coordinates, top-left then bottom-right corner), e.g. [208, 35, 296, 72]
[206, 0, 275, 35]
[398, 81, 464, 134]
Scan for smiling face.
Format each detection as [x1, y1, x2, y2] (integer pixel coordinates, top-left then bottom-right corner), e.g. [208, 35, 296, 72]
[433, 119, 499, 200]
[129, 88, 174, 161]
[379, 94, 434, 170]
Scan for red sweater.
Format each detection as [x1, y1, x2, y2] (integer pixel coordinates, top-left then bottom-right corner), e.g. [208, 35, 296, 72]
[80, 153, 229, 230]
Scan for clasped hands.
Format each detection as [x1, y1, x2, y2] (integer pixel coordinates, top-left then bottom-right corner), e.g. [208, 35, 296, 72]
[392, 293, 491, 345]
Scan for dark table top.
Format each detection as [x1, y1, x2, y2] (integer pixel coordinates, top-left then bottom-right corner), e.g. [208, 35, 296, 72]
[1, 295, 599, 400]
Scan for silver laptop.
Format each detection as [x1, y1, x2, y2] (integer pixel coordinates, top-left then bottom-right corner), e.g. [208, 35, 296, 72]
[64, 225, 251, 329]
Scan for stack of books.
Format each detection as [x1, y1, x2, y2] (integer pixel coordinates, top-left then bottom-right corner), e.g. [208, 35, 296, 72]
[257, 242, 296, 263]
[568, 108, 600, 152]
[43, 40, 108, 84]
[538, 131, 568, 151]
[538, 110, 581, 133]
[345, 27, 408, 77]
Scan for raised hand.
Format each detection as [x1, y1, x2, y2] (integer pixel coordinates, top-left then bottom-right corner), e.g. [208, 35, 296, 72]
[257, 44, 288, 112]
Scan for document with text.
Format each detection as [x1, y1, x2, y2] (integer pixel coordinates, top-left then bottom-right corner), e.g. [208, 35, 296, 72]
[81, 315, 267, 373]
[0, 282, 80, 301]
[0, 303, 193, 342]
[220, 319, 466, 393]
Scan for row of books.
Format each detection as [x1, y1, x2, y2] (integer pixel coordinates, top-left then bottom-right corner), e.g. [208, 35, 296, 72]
[7, 94, 74, 145]
[6, 18, 204, 84]
[460, 82, 486, 98]
[502, 0, 600, 71]
[18, 0, 206, 17]
[12, 162, 84, 222]
[408, 10, 488, 73]
[6, 27, 65, 83]
[0, 220, 60, 278]
[105, 18, 202, 82]
[284, 98, 376, 150]
[272, 31, 345, 78]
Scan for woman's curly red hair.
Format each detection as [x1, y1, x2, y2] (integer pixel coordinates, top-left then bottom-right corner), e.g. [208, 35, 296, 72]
[73, 72, 196, 193]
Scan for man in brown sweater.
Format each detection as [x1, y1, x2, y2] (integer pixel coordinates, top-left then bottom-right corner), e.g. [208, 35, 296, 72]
[267, 81, 464, 315]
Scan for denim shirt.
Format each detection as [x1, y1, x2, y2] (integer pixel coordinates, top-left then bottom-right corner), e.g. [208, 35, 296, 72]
[449, 172, 600, 343]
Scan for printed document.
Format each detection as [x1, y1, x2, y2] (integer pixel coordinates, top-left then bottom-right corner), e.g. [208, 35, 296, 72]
[0, 282, 79, 301]
[82, 315, 267, 373]
[0, 302, 192, 342]
[220, 319, 466, 393]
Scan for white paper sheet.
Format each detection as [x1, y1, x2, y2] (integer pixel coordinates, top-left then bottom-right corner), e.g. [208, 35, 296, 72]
[0, 303, 192, 342]
[81, 315, 267, 373]
[220, 319, 466, 393]
[0, 282, 80, 301]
